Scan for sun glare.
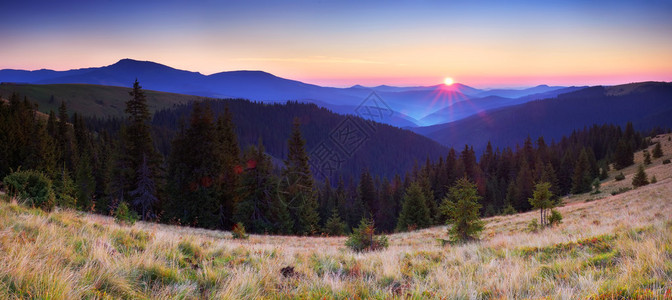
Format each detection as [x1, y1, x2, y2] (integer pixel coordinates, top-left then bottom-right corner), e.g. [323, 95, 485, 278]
[444, 77, 454, 85]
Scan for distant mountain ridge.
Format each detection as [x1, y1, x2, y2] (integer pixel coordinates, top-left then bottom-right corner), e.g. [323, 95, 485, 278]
[412, 81, 672, 153]
[0, 59, 575, 127]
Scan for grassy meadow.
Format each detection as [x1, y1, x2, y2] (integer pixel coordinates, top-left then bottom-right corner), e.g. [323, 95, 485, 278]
[1, 134, 671, 299]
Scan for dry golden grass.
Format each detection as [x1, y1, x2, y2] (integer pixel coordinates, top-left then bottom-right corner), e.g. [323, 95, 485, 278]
[1, 138, 671, 299]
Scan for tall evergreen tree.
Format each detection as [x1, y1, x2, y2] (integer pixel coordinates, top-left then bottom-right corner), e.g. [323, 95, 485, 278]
[76, 151, 96, 211]
[396, 182, 431, 231]
[632, 165, 649, 188]
[280, 118, 319, 235]
[215, 104, 241, 228]
[130, 154, 159, 221]
[118, 80, 162, 215]
[441, 177, 484, 242]
[613, 138, 634, 170]
[652, 142, 663, 158]
[571, 149, 592, 194]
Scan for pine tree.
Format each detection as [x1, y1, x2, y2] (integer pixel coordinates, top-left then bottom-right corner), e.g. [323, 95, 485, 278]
[215, 104, 241, 228]
[76, 151, 96, 211]
[528, 182, 553, 227]
[441, 177, 484, 242]
[571, 149, 592, 194]
[375, 177, 397, 233]
[166, 103, 220, 227]
[396, 182, 431, 231]
[643, 150, 652, 165]
[281, 118, 319, 235]
[324, 208, 347, 236]
[235, 141, 282, 233]
[130, 154, 158, 221]
[613, 138, 634, 170]
[118, 80, 162, 215]
[632, 165, 649, 188]
[53, 164, 77, 208]
[652, 142, 663, 159]
[358, 168, 376, 218]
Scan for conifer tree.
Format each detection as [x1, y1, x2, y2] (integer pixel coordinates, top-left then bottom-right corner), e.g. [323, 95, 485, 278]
[130, 154, 159, 221]
[396, 182, 431, 231]
[643, 150, 652, 165]
[441, 177, 484, 242]
[652, 142, 663, 159]
[235, 140, 283, 233]
[529, 182, 553, 227]
[281, 118, 319, 235]
[215, 104, 241, 228]
[118, 80, 162, 214]
[76, 151, 96, 211]
[324, 208, 347, 236]
[613, 138, 634, 170]
[571, 149, 592, 194]
[632, 165, 649, 188]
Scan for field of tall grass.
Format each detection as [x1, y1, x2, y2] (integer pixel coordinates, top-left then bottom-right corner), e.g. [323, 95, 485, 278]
[1, 135, 671, 299]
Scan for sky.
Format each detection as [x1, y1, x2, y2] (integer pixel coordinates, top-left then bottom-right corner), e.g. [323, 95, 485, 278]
[2, 0, 672, 88]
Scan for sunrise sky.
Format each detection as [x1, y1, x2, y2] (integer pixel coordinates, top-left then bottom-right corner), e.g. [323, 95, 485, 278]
[2, 0, 671, 88]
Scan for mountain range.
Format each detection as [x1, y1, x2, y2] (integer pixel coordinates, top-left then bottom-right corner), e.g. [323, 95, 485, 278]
[0, 59, 578, 127]
[2, 59, 671, 157]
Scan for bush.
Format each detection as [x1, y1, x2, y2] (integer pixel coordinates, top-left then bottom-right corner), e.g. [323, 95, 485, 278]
[651, 175, 657, 184]
[548, 209, 563, 226]
[527, 219, 539, 233]
[232, 222, 249, 239]
[663, 159, 671, 165]
[114, 202, 138, 225]
[345, 219, 388, 252]
[611, 187, 632, 196]
[614, 172, 625, 181]
[2, 170, 55, 211]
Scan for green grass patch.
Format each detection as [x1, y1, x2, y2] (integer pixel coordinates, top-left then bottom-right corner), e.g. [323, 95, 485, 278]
[518, 234, 615, 262]
[111, 229, 151, 255]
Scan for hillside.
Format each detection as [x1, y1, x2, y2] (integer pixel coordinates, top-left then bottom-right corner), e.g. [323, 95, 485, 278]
[151, 100, 449, 180]
[1, 135, 670, 298]
[413, 81, 672, 151]
[0, 83, 206, 118]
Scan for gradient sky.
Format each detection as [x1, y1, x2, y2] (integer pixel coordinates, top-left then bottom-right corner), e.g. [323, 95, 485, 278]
[2, 0, 671, 88]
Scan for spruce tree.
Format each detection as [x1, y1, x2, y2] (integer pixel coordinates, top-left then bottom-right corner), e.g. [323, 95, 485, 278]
[632, 165, 649, 188]
[396, 182, 431, 231]
[324, 208, 347, 236]
[528, 182, 553, 227]
[76, 151, 96, 211]
[441, 177, 484, 242]
[215, 104, 241, 228]
[118, 80, 162, 215]
[643, 150, 652, 165]
[613, 139, 634, 170]
[652, 142, 663, 159]
[235, 141, 282, 233]
[130, 154, 158, 221]
[281, 118, 319, 235]
[571, 149, 592, 194]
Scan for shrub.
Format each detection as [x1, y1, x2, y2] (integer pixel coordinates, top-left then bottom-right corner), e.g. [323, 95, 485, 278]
[591, 178, 601, 194]
[548, 209, 563, 226]
[663, 159, 671, 165]
[232, 222, 249, 239]
[114, 202, 138, 225]
[643, 150, 652, 165]
[527, 219, 539, 233]
[614, 172, 625, 181]
[2, 170, 55, 211]
[611, 187, 632, 196]
[345, 218, 388, 252]
[650, 175, 657, 184]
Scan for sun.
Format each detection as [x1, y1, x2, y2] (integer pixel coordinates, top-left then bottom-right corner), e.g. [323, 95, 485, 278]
[444, 77, 454, 85]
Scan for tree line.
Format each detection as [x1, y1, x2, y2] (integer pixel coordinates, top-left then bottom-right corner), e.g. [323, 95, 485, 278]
[0, 80, 663, 235]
